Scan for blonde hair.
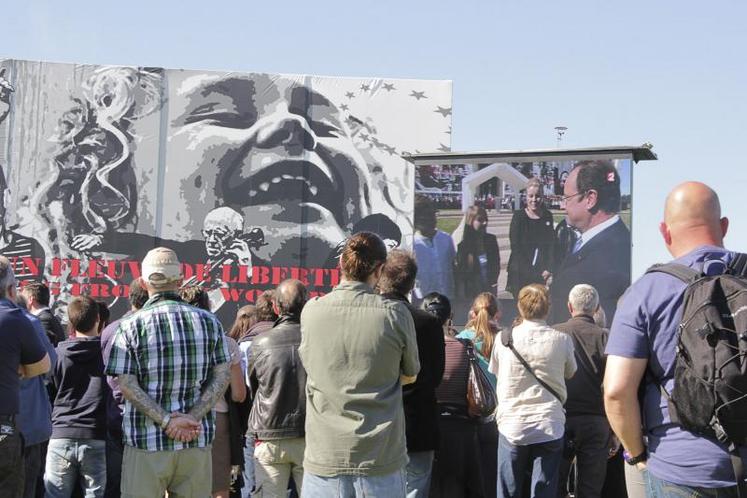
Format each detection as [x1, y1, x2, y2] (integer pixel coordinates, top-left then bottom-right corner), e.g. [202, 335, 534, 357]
[526, 177, 544, 196]
[517, 284, 550, 320]
[465, 292, 500, 358]
[465, 205, 488, 228]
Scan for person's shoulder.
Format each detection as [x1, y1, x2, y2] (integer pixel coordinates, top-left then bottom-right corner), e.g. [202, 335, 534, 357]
[384, 297, 412, 316]
[0, 302, 34, 329]
[409, 305, 441, 328]
[455, 329, 474, 339]
[301, 293, 330, 313]
[604, 217, 631, 239]
[551, 320, 572, 334]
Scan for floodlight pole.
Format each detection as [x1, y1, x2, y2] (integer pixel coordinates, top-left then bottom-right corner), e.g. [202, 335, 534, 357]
[555, 126, 568, 148]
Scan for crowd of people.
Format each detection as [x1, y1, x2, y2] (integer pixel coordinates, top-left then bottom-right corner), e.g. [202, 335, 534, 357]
[1, 172, 746, 498]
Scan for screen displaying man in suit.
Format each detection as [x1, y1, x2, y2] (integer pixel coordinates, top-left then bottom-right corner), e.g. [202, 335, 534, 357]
[549, 160, 631, 324]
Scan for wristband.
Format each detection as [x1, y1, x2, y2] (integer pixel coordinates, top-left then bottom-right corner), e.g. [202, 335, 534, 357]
[623, 447, 648, 466]
[160, 413, 172, 430]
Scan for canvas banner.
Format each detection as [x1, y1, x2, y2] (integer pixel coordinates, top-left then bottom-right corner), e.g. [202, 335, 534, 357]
[0, 59, 452, 323]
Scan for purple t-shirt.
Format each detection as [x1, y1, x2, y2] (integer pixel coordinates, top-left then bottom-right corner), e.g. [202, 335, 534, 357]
[607, 245, 747, 488]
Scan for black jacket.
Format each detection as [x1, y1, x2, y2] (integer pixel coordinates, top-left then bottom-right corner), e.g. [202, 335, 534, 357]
[456, 229, 500, 298]
[50, 337, 108, 440]
[549, 218, 631, 324]
[248, 315, 306, 440]
[37, 308, 66, 347]
[383, 292, 446, 452]
[553, 315, 608, 417]
[507, 208, 555, 295]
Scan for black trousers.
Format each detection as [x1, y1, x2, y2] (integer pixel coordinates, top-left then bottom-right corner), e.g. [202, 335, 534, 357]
[431, 417, 485, 498]
[558, 415, 611, 498]
[0, 420, 24, 498]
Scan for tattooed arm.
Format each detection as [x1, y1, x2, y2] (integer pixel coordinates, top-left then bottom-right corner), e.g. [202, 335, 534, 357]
[119, 374, 169, 425]
[188, 362, 231, 421]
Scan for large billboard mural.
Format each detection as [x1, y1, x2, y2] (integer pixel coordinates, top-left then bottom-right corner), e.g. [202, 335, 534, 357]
[0, 59, 452, 323]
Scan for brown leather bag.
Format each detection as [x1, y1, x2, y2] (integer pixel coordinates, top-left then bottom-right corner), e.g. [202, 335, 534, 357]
[457, 338, 498, 419]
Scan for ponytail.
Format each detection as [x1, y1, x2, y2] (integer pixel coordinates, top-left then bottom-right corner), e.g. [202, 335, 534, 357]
[465, 292, 499, 358]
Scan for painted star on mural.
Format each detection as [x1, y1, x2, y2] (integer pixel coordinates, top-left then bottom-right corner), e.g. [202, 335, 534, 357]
[340, 103, 349, 111]
[345, 92, 355, 99]
[435, 106, 452, 117]
[383, 144, 397, 155]
[359, 133, 370, 142]
[360, 84, 370, 92]
[410, 90, 427, 100]
[383, 83, 396, 91]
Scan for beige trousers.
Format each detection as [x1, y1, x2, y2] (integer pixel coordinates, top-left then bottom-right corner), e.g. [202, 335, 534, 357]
[121, 445, 212, 498]
[252, 437, 305, 497]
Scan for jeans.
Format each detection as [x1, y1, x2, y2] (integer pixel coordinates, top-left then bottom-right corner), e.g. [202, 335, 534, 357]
[104, 433, 123, 498]
[645, 470, 739, 498]
[44, 438, 107, 498]
[301, 467, 407, 498]
[558, 415, 610, 498]
[497, 433, 563, 498]
[406, 451, 434, 498]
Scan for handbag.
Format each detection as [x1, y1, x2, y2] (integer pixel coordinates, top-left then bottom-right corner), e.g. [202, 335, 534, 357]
[456, 338, 498, 419]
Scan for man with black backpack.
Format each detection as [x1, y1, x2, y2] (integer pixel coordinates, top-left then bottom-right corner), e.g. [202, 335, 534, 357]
[604, 181, 747, 496]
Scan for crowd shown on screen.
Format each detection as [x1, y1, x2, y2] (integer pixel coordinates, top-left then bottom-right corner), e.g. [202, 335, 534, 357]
[1, 178, 745, 498]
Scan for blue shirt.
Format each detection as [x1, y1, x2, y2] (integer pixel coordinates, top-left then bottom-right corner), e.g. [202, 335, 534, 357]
[455, 329, 497, 389]
[0, 298, 46, 415]
[607, 245, 747, 488]
[19, 311, 57, 445]
[413, 230, 456, 301]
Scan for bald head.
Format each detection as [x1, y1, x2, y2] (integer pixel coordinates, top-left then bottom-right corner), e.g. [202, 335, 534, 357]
[275, 279, 308, 316]
[661, 182, 727, 257]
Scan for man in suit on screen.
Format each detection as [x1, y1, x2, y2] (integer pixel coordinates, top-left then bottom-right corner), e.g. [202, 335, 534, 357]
[549, 159, 631, 325]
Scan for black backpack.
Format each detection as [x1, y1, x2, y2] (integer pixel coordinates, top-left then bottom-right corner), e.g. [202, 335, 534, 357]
[646, 253, 747, 492]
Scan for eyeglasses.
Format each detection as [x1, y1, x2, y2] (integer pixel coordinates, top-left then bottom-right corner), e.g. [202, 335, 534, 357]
[559, 190, 587, 204]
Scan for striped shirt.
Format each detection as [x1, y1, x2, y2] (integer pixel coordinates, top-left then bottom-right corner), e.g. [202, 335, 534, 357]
[105, 292, 230, 451]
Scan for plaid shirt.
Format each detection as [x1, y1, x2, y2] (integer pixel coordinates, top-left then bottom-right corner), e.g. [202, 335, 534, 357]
[105, 292, 229, 451]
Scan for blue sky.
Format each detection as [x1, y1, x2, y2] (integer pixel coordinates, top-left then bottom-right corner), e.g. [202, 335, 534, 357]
[4, 0, 746, 276]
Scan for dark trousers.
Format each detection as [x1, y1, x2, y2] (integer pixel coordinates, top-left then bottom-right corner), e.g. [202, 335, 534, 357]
[0, 421, 24, 498]
[430, 417, 485, 498]
[558, 415, 610, 498]
[105, 433, 124, 498]
[22, 441, 45, 498]
[478, 421, 498, 498]
[601, 451, 627, 498]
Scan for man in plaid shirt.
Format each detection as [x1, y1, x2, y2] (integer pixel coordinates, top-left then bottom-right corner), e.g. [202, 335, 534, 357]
[106, 247, 231, 497]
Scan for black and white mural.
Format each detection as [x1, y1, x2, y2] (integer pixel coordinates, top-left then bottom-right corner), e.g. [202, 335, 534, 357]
[0, 60, 452, 323]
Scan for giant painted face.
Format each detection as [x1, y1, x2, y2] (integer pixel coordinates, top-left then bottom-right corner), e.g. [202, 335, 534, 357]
[166, 73, 374, 267]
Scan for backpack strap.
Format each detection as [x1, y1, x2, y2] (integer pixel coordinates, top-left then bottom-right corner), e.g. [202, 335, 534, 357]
[645, 262, 702, 284]
[728, 252, 747, 278]
[500, 328, 564, 404]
